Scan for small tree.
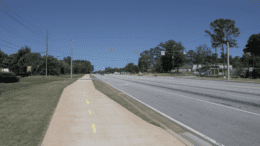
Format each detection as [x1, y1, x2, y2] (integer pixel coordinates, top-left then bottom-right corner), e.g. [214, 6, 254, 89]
[235, 66, 246, 77]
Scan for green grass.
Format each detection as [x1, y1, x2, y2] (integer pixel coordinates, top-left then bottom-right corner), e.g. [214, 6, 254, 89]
[192, 74, 260, 84]
[0, 74, 85, 146]
[128, 72, 260, 84]
[130, 71, 195, 77]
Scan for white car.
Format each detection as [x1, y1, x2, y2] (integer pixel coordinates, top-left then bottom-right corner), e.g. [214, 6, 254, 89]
[200, 72, 207, 75]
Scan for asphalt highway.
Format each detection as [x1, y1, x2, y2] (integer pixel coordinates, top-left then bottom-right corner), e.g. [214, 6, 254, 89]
[92, 74, 260, 146]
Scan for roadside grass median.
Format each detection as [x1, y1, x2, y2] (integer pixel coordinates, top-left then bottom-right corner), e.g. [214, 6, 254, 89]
[0, 74, 85, 146]
[130, 71, 195, 77]
[129, 72, 260, 84]
[90, 74, 188, 137]
[185, 74, 260, 84]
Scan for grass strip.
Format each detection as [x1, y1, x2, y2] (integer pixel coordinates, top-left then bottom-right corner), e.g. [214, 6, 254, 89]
[128, 72, 260, 84]
[0, 74, 85, 146]
[181, 75, 260, 84]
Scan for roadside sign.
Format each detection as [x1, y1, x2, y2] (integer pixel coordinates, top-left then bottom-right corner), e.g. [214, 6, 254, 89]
[161, 51, 165, 56]
[27, 66, 31, 72]
[1, 68, 9, 72]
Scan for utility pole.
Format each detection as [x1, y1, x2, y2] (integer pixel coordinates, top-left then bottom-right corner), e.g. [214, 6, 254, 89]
[215, 47, 217, 76]
[227, 42, 230, 81]
[71, 39, 73, 80]
[46, 29, 48, 76]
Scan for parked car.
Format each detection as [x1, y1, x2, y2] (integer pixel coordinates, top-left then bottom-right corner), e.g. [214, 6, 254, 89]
[101, 72, 104, 75]
[200, 72, 206, 75]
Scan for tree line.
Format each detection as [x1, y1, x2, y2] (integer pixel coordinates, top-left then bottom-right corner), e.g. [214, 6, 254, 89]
[1, 18, 259, 77]
[0, 46, 94, 76]
[137, 18, 260, 74]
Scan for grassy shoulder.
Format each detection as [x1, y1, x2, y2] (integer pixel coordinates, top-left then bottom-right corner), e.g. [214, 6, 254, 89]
[127, 72, 260, 84]
[0, 74, 85, 146]
[125, 71, 195, 77]
[90, 74, 187, 135]
[183, 75, 260, 84]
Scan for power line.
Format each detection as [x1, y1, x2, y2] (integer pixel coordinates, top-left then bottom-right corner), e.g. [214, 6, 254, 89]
[0, 43, 20, 53]
[0, 23, 42, 44]
[7, 9, 46, 34]
[0, 2, 44, 37]
[0, 18, 44, 42]
[0, 39, 21, 48]
[0, 1, 45, 34]
[0, 43, 47, 55]
[4, 13, 44, 37]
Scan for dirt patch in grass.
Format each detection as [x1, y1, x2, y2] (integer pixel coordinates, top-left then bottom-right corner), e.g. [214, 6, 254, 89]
[90, 74, 187, 134]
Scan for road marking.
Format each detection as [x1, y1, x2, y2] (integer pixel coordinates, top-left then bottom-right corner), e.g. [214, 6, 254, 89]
[226, 94, 260, 100]
[181, 132, 212, 146]
[100, 78, 225, 146]
[111, 76, 260, 116]
[138, 83, 260, 116]
[92, 124, 96, 133]
[86, 99, 90, 104]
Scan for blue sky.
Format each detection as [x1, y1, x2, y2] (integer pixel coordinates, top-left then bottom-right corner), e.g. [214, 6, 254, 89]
[0, 0, 259, 72]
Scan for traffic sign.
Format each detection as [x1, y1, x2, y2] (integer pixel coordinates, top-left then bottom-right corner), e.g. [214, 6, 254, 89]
[161, 51, 165, 55]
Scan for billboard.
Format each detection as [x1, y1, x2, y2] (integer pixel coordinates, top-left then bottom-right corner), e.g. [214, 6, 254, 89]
[161, 51, 165, 56]
[27, 66, 32, 72]
[1, 68, 9, 72]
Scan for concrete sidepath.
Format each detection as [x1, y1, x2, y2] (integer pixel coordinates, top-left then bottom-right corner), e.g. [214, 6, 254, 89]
[40, 74, 188, 146]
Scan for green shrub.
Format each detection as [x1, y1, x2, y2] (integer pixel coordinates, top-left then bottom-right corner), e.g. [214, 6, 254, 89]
[252, 69, 260, 79]
[210, 69, 219, 74]
[200, 66, 211, 71]
[235, 67, 246, 77]
[219, 68, 227, 72]
[243, 70, 252, 78]
[16, 71, 32, 77]
[0, 71, 20, 83]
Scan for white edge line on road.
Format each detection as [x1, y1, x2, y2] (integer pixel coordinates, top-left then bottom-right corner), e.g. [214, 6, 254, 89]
[97, 77, 225, 146]
[96, 75, 260, 116]
[129, 78, 260, 117]
[226, 94, 260, 101]
[122, 75, 260, 101]
[135, 75, 260, 90]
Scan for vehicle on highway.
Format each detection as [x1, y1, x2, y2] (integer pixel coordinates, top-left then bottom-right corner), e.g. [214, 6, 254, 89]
[200, 72, 206, 75]
[202, 72, 213, 76]
[101, 72, 105, 75]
